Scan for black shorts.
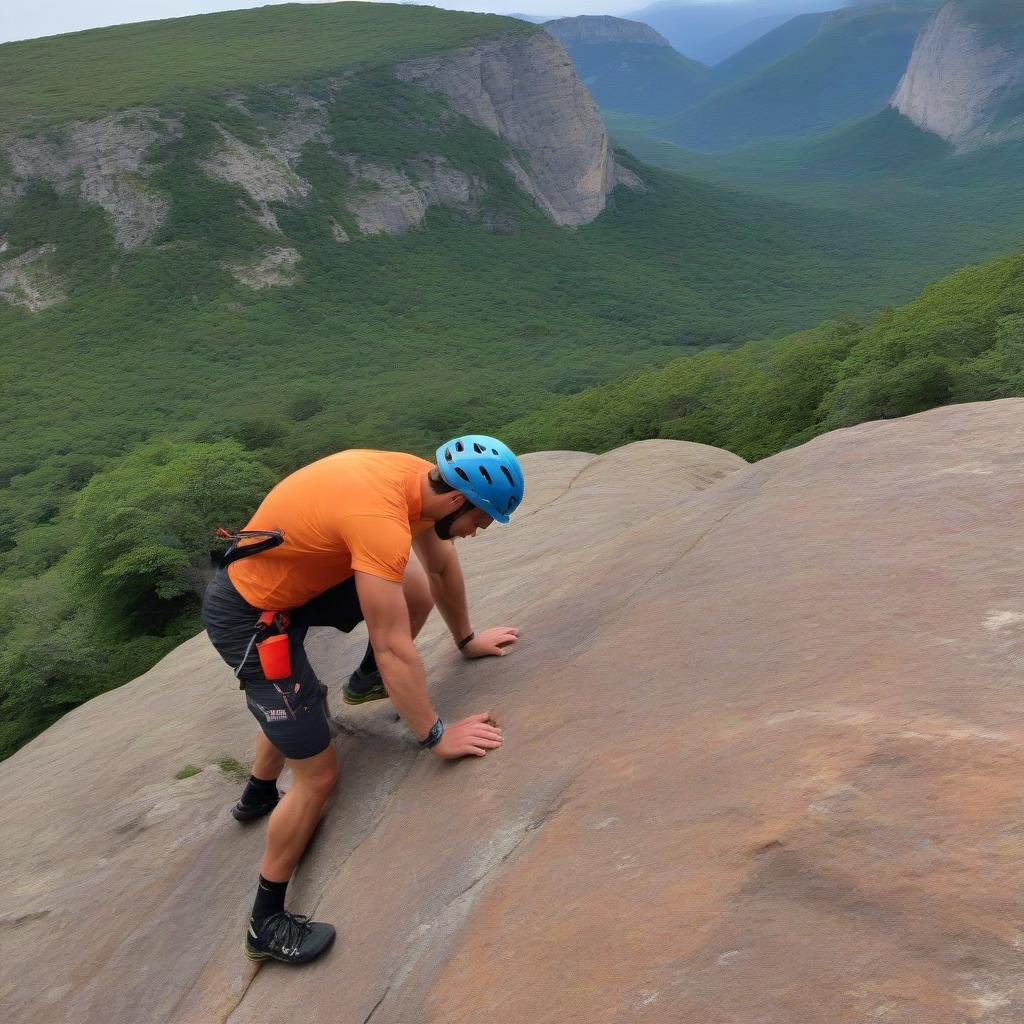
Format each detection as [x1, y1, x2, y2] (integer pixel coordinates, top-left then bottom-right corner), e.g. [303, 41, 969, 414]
[201, 568, 365, 759]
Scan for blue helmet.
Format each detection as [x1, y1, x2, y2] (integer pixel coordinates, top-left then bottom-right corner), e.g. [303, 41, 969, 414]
[435, 435, 525, 524]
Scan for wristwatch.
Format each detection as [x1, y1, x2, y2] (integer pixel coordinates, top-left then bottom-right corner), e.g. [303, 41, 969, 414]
[419, 718, 445, 750]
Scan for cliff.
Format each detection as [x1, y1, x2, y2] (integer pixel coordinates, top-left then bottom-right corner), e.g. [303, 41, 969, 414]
[892, 0, 1024, 149]
[4, 399, 1024, 1022]
[0, 11, 635, 309]
[393, 32, 625, 227]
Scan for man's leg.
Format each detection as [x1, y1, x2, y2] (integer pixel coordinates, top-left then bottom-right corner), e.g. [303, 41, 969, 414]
[243, 674, 337, 965]
[347, 561, 434, 699]
[252, 730, 286, 781]
[232, 730, 287, 821]
[260, 745, 338, 882]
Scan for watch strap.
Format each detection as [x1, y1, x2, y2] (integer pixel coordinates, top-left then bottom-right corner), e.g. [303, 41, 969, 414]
[419, 718, 445, 750]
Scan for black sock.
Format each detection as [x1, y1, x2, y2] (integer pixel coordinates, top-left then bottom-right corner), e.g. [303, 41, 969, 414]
[356, 642, 378, 677]
[240, 774, 278, 806]
[252, 875, 288, 923]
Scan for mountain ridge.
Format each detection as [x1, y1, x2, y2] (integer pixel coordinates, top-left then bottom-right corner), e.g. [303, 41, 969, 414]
[0, 15, 633, 312]
[545, 14, 712, 116]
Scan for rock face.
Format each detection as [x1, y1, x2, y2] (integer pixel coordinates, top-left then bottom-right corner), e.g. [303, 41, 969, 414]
[228, 246, 302, 289]
[0, 244, 65, 311]
[5, 400, 1024, 1021]
[0, 110, 177, 249]
[202, 125, 313, 233]
[342, 155, 482, 236]
[394, 32, 620, 227]
[543, 14, 673, 48]
[892, 1, 1024, 149]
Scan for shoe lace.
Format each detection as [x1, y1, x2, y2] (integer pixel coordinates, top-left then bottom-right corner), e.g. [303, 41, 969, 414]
[263, 911, 313, 952]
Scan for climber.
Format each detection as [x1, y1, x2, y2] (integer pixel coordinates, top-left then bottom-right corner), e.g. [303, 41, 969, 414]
[201, 435, 525, 966]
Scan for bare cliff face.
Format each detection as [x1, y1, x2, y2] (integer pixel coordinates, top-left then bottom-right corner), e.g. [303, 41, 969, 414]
[892, 1, 1024, 149]
[543, 14, 673, 48]
[0, 31, 635, 307]
[394, 31, 624, 227]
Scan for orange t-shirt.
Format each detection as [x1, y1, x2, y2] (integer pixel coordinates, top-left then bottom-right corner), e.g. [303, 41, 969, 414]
[228, 450, 435, 609]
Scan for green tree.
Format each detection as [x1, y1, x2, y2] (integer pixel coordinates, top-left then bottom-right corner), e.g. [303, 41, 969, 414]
[71, 440, 275, 625]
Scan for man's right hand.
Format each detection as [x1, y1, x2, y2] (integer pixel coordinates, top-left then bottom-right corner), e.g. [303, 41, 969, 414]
[432, 712, 503, 759]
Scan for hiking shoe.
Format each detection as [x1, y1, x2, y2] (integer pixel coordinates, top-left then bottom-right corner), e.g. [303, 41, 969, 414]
[231, 788, 280, 822]
[342, 667, 387, 705]
[245, 911, 336, 965]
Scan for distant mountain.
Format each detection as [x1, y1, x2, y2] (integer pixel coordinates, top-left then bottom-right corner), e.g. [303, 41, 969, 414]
[710, 9, 833, 87]
[659, 1, 938, 151]
[508, 12, 560, 24]
[626, 1, 847, 64]
[892, 0, 1024, 149]
[545, 15, 712, 115]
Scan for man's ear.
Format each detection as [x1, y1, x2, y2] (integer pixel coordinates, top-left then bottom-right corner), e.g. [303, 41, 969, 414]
[448, 492, 464, 510]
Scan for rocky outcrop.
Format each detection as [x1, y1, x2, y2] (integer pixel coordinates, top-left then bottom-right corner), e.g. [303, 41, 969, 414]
[0, 244, 65, 311]
[342, 154, 482, 236]
[7, 400, 1024, 1022]
[394, 31, 624, 227]
[892, 1, 1024, 149]
[202, 125, 313, 233]
[544, 14, 672, 48]
[0, 111, 177, 249]
[228, 246, 301, 289]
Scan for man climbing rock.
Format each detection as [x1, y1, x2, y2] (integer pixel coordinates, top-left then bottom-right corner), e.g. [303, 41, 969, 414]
[201, 435, 524, 965]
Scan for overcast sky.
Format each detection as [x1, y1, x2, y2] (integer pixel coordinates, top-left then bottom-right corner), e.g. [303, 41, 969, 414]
[0, 0, 691, 44]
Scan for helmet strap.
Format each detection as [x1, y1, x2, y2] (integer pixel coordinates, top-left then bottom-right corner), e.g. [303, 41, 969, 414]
[434, 500, 471, 541]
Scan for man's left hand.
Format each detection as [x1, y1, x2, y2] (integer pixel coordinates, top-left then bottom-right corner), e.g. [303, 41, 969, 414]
[462, 627, 520, 659]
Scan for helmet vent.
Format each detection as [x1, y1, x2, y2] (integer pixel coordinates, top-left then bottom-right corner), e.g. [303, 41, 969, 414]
[455, 441, 465, 453]
[473, 442, 486, 454]
[500, 466, 515, 485]
[455, 467, 470, 482]
[479, 466, 493, 485]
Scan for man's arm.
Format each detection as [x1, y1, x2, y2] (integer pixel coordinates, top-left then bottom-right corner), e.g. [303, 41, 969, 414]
[354, 570, 503, 758]
[355, 570, 436, 739]
[412, 530, 471, 644]
[412, 531, 521, 658]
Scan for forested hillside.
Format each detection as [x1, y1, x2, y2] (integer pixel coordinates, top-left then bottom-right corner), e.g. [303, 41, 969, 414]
[501, 251, 1024, 459]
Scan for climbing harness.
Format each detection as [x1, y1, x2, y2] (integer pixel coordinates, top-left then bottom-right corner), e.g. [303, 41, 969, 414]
[214, 527, 292, 690]
[214, 527, 285, 567]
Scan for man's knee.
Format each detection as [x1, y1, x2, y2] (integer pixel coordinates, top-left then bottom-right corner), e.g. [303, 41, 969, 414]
[290, 749, 338, 798]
